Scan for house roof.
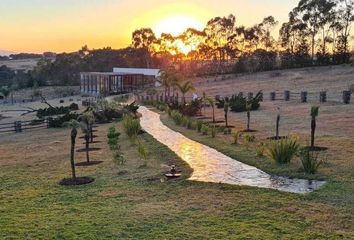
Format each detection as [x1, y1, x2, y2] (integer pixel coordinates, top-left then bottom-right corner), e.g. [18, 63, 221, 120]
[113, 68, 160, 77]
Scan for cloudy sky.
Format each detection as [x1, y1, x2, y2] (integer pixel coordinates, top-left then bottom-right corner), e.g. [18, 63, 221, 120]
[0, 0, 297, 53]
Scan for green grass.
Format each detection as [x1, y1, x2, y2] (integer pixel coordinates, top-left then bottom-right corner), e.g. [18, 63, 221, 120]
[0, 120, 353, 239]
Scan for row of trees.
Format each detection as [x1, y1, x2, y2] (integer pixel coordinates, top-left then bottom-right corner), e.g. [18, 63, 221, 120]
[132, 0, 354, 73]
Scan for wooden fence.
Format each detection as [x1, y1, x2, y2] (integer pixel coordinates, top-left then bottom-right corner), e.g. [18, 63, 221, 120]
[0, 119, 49, 134]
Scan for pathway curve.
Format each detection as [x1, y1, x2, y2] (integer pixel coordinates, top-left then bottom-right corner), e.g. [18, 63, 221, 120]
[138, 106, 326, 194]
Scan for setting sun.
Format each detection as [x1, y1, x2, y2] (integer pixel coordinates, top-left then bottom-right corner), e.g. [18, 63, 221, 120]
[153, 15, 205, 37]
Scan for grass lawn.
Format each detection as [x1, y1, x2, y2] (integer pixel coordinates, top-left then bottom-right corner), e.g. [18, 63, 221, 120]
[0, 118, 353, 239]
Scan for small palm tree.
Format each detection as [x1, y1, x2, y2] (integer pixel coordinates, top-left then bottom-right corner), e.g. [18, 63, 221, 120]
[177, 81, 195, 105]
[310, 106, 319, 148]
[224, 100, 229, 128]
[63, 120, 81, 179]
[79, 111, 95, 163]
[246, 102, 252, 131]
[204, 94, 216, 123]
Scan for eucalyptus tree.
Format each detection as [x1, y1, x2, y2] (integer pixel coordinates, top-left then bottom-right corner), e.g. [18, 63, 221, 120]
[294, 0, 336, 61]
[131, 28, 156, 68]
[335, 0, 354, 63]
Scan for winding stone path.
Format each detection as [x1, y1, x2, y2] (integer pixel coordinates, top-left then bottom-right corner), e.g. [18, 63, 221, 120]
[139, 106, 326, 194]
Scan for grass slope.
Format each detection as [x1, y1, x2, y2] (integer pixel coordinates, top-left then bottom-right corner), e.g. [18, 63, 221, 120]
[0, 120, 353, 239]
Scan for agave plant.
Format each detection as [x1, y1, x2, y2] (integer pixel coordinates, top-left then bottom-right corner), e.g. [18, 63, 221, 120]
[265, 138, 299, 164]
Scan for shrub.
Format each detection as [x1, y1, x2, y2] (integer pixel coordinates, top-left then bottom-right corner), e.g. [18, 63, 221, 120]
[187, 118, 194, 129]
[122, 115, 141, 139]
[182, 116, 189, 127]
[137, 139, 148, 166]
[107, 126, 121, 139]
[196, 121, 203, 132]
[37, 106, 70, 118]
[211, 126, 216, 138]
[113, 151, 125, 165]
[298, 148, 323, 174]
[232, 131, 241, 144]
[201, 125, 209, 135]
[256, 142, 265, 157]
[69, 103, 79, 111]
[171, 110, 183, 125]
[265, 138, 299, 164]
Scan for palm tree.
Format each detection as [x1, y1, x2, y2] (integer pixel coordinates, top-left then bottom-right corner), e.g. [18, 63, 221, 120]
[159, 70, 171, 102]
[310, 106, 319, 149]
[79, 111, 95, 163]
[246, 102, 252, 131]
[63, 120, 80, 179]
[177, 81, 195, 105]
[204, 93, 216, 123]
[224, 101, 229, 128]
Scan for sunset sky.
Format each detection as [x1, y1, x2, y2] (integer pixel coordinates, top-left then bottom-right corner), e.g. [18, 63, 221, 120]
[0, 0, 296, 54]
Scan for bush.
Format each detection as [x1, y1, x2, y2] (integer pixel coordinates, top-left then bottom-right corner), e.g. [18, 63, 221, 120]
[187, 118, 194, 129]
[196, 121, 203, 132]
[182, 116, 189, 127]
[232, 131, 241, 144]
[37, 106, 70, 118]
[122, 115, 141, 139]
[69, 103, 79, 111]
[137, 139, 148, 165]
[216, 91, 262, 112]
[265, 138, 299, 164]
[171, 110, 183, 126]
[299, 148, 323, 174]
[201, 125, 209, 135]
[256, 142, 265, 157]
[211, 126, 216, 138]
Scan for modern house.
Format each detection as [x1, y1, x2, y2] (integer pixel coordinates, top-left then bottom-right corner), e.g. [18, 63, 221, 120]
[80, 68, 160, 96]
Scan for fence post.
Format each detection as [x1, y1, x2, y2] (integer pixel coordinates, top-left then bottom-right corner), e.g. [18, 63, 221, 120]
[14, 121, 22, 133]
[320, 91, 327, 103]
[343, 91, 351, 104]
[270, 92, 276, 101]
[284, 91, 290, 101]
[301, 91, 308, 103]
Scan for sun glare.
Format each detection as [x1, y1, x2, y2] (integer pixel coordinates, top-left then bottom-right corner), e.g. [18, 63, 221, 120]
[154, 15, 204, 37]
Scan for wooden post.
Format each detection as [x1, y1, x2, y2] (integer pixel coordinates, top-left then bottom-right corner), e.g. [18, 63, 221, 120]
[270, 92, 276, 101]
[14, 121, 22, 133]
[301, 91, 308, 103]
[320, 91, 327, 103]
[343, 91, 351, 104]
[284, 91, 290, 101]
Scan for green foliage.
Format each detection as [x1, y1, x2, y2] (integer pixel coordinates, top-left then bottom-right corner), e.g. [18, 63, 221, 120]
[113, 95, 129, 103]
[37, 106, 70, 118]
[48, 113, 78, 128]
[171, 110, 183, 126]
[196, 121, 203, 133]
[256, 142, 265, 157]
[137, 139, 148, 165]
[217, 91, 262, 112]
[311, 106, 319, 117]
[122, 115, 141, 139]
[299, 148, 323, 174]
[232, 131, 241, 144]
[201, 125, 209, 135]
[211, 126, 216, 138]
[265, 138, 299, 164]
[187, 118, 194, 129]
[107, 126, 121, 151]
[124, 102, 139, 114]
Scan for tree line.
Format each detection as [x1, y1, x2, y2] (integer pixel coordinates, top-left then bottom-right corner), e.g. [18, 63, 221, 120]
[1, 0, 354, 90]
